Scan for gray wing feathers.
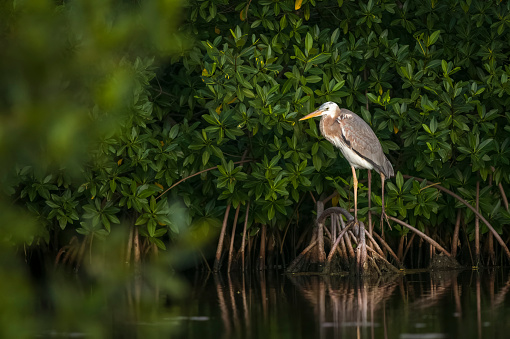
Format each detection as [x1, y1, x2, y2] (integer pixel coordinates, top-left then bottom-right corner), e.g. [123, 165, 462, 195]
[342, 112, 394, 178]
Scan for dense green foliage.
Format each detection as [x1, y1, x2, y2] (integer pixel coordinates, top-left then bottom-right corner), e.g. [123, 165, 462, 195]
[3, 0, 510, 271]
[167, 0, 510, 248]
[0, 1, 185, 337]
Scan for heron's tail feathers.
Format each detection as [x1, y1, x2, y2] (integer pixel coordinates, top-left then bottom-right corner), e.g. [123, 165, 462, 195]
[381, 156, 394, 179]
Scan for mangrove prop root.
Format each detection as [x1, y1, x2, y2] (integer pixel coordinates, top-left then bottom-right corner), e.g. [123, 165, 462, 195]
[133, 227, 141, 276]
[368, 255, 382, 276]
[317, 207, 354, 224]
[365, 230, 386, 258]
[499, 182, 509, 211]
[492, 166, 509, 211]
[487, 234, 496, 266]
[75, 235, 89, 271]
[259, 224, 266, 271]
[402, 233, 416, 263]
[475, 181, 480, 264]
[227, 205, 241, 273]
[280, 194, 305, 254]
[214, 204, 231, 272]
[340, 234, 350, 263]
[451, 210, 461, 257]
[55, 246, 68, 267]
[373, 231, 401, 266]
[357, 221, 367, 276]
[317, 201, 326, 265]
[286, 240, 318, 273]
[367, 246, 401, 274]
[397, 235, 405, 261]
[326, 225, 352, 265]
[240, 201, 250, 272]
[126, 226, 134, 267]
[403, 175, 510, 261]
[292, 205, 399, 275]
[388, 216, 452, 257]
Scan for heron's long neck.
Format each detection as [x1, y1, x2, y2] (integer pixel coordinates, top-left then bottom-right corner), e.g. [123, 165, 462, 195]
[319, 114, 338, 144]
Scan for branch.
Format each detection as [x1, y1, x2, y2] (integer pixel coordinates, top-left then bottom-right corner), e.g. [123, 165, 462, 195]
[286, 239, 318, 273]
[492, 167, 509, 211]
[403, 175, 510, 260]
[317, 207, 354, 225]
[326, 224, 352, 265]
[156, 159, 253, 200]
[388, 216, 452, 257]
[372, 231, 401, 265]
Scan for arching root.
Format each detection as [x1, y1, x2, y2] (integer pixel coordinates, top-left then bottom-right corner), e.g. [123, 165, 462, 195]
[287, 205, 400, 276]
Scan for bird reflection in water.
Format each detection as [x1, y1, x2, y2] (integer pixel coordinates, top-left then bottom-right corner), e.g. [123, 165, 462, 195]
[181, 270, 510, 339]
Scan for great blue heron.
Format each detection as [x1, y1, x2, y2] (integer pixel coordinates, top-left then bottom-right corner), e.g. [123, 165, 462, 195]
[300, 101, 394, 225]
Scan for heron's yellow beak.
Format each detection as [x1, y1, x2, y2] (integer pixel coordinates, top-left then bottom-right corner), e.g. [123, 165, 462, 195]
[299, 109, 323, 121]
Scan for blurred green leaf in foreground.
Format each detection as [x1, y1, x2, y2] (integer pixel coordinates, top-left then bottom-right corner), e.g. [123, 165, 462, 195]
[0, 0, 186, 338]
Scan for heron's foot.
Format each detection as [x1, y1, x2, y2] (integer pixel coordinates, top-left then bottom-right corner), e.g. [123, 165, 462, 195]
[348, 218, 360, 236]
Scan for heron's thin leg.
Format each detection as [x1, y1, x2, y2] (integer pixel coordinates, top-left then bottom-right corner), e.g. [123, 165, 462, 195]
[380, 172, 386, 236]
[352, 166, 358, 222]
[368, 170, 372, 235]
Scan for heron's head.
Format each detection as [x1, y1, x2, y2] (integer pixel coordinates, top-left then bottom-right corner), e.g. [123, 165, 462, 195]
[299, 101, 339, 121]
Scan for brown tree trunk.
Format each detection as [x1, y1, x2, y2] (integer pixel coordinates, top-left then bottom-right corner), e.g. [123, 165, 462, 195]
[214, 204, 231, 272]
[133, 226, 141, 276]
[133, 226, 141, 307]
[340, 236, 349, 261]
[487, 233, 495, 266]
[475, 181, 480, 265]
[461, 217, 474, 266]
[316, 201, 326, 268]
[499, 182, 509, 211]
[240, 202, 250, 272]
[451, 210, 461, 257]
[248, 234, 253, 269]
[345, 229, 356, 259]
[337, 213, 355, 259]
[402, 233, 416, 263]
[397, 235, 405, 262]
[227, 205, 241, 272]
[259, 224, 267, 271]
[492, 166, 509, 211]
[331, 214, 337, 243]
[267, 232, 275, 269]
[125, 226, 134, 267]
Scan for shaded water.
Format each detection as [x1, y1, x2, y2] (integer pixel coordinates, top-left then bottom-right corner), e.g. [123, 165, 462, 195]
[175, 270, 510, 339]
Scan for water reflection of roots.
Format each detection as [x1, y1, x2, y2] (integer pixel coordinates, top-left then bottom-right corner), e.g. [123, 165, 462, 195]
[195, 270, 510, 339]
[288, 274, 399, 339]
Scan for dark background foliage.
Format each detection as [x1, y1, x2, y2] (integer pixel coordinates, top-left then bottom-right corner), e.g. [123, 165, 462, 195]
[2, 0, 510, 277]
[2, 0, 510, 336]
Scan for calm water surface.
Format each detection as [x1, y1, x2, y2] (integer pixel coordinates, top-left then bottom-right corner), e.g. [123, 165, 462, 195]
[174, 270, 510, 339]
